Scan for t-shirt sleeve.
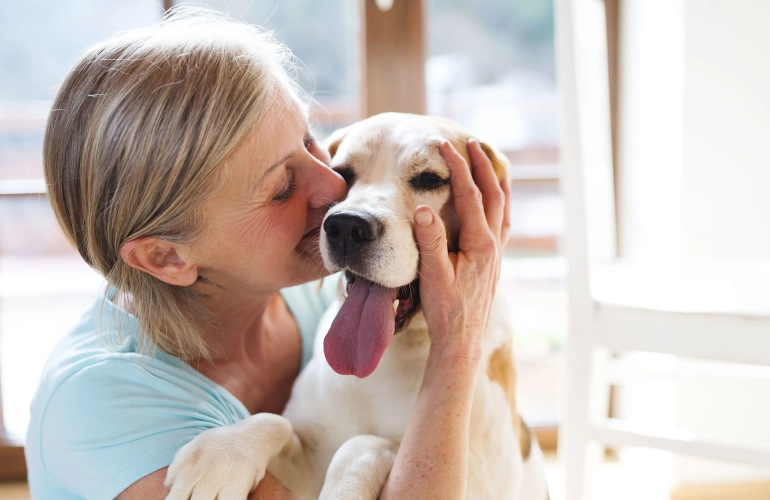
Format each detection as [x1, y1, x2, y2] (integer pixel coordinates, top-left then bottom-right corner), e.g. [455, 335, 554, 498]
[36, 357, 245, 500]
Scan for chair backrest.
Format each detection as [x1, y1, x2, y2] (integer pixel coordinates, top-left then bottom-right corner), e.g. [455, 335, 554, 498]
[555, 0, 770, 497]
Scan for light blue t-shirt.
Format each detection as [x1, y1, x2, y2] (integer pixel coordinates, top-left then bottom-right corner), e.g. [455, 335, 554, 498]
[25, 278, 338, 500]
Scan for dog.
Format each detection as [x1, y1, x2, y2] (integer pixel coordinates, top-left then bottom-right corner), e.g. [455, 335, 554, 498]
[166, 112, 549, 499]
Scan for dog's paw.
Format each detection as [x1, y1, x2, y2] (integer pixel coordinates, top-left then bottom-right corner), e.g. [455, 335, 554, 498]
[165, 413, 293, 500]
[319, 435, 399, 500]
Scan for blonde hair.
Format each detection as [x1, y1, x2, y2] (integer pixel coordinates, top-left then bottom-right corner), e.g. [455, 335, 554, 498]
[44, 7, 301, 360]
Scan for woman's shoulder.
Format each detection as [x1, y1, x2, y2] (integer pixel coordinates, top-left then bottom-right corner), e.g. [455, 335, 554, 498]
[25, 293, 250, 499]
[25, 349, 246, 500]
[35, 293, 155, 389]
[28, 293, 249, 446]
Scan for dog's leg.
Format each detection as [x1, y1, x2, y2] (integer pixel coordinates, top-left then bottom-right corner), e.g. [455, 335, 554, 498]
[319, 435, 398, 500]
[165, 413, 293, 500]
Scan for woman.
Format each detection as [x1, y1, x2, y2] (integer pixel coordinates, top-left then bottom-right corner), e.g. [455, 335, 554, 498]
[25, 7, 510, 499]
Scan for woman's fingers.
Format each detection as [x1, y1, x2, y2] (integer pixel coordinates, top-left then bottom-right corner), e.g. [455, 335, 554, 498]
[466, 139, 506, 236]
[438, 141, 490, 251]
[413, 205, 454, 287]
[499, 162, 512, 246]
[413, 205, 460, 334]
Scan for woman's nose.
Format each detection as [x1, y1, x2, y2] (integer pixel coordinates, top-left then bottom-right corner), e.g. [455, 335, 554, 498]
[307, 157, 347, 210]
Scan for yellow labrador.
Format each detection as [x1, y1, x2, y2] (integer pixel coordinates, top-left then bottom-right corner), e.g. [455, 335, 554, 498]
[166, 113, 549, 500]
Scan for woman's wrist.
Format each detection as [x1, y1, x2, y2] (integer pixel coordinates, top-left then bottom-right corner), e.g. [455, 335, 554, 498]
[427, 322, 484, 366]
[381, 329, 480, 499]
[432, 341, 481, 365]
[425, 338, 483, 383]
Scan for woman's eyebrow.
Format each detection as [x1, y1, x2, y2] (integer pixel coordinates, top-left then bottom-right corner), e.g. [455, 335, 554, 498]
[251, 150, 295, 194]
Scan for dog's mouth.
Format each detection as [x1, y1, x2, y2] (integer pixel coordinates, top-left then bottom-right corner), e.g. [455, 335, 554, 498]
[344, 271, 421, 332]
[323, 270, 421, 378]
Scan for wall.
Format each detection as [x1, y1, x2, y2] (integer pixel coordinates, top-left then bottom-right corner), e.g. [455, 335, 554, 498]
[681, 0, 770, 261]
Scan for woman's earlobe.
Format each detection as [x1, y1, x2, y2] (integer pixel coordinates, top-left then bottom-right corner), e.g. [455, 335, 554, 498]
[119, 237, 198, 286]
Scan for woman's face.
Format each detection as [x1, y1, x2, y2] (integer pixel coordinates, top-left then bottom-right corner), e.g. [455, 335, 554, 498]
[186, 94, 347, 296]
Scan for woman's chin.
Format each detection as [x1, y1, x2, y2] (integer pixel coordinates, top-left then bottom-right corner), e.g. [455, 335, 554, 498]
[292, 252, 330, 281]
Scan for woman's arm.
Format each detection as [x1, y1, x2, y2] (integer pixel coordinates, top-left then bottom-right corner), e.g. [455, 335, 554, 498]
[380, 139, 511, 499]
[117, 468, 297, 500]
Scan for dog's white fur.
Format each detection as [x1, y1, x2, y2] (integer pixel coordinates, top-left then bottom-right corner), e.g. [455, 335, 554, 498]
[166, 113, 549, 499]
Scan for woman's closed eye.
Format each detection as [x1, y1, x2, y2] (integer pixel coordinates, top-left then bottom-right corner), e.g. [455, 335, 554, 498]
[272, 170, 296, 202]
[269, 133, 319, 202]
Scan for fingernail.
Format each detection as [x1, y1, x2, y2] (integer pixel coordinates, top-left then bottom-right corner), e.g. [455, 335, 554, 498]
[415, 209, 433, 226]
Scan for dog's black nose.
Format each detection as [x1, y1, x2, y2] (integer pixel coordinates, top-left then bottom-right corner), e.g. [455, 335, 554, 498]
[323, 211, 382, 262]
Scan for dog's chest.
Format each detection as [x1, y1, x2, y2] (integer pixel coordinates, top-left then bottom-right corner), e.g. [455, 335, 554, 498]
[333, 325, 430, 436]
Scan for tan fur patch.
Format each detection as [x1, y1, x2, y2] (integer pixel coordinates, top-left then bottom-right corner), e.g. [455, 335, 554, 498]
[479, 141, 510, 181]
[438, 199, 460, 252]
[518, 415, 533, 460]
[487, 344, 531, 460]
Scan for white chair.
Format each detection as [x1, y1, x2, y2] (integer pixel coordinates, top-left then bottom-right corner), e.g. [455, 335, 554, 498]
[554, 0, 770, 498]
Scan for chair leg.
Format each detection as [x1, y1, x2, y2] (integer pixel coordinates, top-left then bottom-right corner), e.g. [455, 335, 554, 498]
[560, 336, 610, 500]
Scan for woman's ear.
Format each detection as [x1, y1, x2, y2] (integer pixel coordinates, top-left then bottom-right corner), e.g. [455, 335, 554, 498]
[119, 237, 198, 286]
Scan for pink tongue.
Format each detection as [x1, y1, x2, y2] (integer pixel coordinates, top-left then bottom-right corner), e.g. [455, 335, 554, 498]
[324, 277, 398, 378]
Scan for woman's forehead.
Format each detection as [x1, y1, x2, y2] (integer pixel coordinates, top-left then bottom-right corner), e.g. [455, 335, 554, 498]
[221, 96, 307, 182]
[273, 95, 309, 135]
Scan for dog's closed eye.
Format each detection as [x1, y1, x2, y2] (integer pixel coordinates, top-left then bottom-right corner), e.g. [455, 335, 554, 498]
[409, 171, 449, 192]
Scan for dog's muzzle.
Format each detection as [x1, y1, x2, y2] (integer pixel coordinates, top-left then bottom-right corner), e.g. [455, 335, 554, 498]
[323, 210, 383, 268]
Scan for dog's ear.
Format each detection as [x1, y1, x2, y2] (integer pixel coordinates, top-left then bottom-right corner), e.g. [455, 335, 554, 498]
[479, 141, 510, 181]
[450, 136, 510, 181]
[325, 126, 349, 160]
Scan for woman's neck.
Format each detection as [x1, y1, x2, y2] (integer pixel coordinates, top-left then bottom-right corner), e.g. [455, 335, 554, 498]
[191, 291, 302, 414]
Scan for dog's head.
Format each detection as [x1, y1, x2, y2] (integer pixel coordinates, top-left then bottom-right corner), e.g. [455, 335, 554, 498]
[320, 112, 508, 377]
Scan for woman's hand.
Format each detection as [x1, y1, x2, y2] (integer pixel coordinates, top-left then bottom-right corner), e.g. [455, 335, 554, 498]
[413, 139, 511, 361]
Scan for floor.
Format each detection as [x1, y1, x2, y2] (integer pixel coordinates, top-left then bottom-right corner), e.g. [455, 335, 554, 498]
[0, 483, 27, 500]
